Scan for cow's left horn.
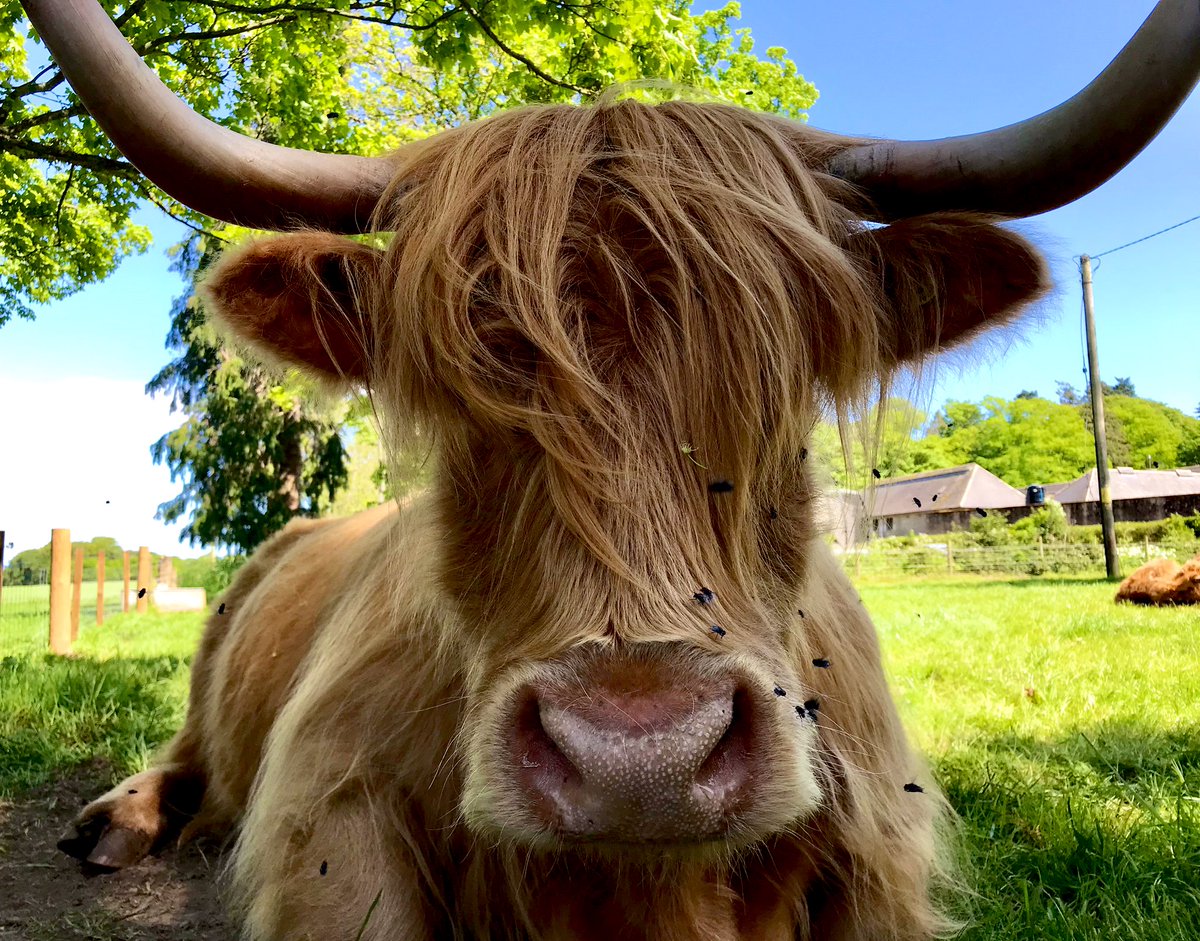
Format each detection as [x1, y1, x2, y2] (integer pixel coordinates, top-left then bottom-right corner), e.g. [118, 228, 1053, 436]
[829, 0, 1200, 220]
[21, 0, 395, 233]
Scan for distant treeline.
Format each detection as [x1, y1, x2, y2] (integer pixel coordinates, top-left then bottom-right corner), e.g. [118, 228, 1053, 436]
[816, 382, 1200, 488]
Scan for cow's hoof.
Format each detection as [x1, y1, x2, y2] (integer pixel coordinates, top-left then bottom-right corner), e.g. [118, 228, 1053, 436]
[58, 818, 153, 870]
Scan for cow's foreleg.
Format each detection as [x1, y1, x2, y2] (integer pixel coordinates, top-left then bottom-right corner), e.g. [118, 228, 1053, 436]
[57, 759, 206, 869]
[234, 789, 441, 941]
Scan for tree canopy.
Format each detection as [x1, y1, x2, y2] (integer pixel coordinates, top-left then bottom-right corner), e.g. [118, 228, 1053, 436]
[1, 0, 817, 325]
[820, 385, 1200, 489]
[59, 0, 821, 551]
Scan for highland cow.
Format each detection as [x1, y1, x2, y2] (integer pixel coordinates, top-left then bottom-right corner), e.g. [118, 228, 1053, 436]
[25, 0, 1200, 938]
[1116, 555, 1200, 605]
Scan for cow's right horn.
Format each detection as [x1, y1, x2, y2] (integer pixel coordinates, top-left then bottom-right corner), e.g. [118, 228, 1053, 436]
[20, 0, 395, 233]
[829, 0, 1200, 220]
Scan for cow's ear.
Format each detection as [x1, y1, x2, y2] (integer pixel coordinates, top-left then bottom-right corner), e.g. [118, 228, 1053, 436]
[201, 233, 383, 382]
[851, 215, 1050, 365]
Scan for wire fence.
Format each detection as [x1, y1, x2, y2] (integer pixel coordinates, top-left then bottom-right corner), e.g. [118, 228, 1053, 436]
[0, 578, 128, 656]
[841, 541, 1199, 579]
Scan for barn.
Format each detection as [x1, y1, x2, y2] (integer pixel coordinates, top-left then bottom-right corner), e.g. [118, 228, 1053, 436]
[866, 463, 1027, 537]
[1045, 466, 1200, 526]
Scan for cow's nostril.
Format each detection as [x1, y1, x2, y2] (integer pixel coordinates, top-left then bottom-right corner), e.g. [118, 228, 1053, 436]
[512, 689, 582, 792]
[511, 672, 761, 842]
[695, 686, 755, 796]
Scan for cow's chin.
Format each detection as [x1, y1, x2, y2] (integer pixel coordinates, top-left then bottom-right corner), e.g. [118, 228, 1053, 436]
[460, 646, 824, 857]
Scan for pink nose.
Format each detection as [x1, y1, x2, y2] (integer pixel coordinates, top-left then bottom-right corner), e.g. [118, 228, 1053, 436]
[510, 652, 761, 842]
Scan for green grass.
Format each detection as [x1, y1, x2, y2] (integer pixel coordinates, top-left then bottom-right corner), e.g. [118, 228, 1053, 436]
[0, 580, 1196, 939]
[866, 578, 1200, 941]
[0, 581, 130, 655]
[0, 609, 203, 795]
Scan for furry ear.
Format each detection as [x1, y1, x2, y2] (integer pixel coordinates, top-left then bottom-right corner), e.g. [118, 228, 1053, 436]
[201, 232, 382, 382]
[851, 215, 1050, 365]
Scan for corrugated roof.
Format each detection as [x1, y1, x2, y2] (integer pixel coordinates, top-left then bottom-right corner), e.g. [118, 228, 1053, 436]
[1049, 466, 1200, 503]
[866, 463, 1026, 517]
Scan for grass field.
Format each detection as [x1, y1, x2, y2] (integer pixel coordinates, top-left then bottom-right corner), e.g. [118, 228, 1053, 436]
[0, 578, 1196, 939]
[0, 581, 130, 655]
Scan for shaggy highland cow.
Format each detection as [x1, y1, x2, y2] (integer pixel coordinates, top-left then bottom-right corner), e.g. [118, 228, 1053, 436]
[25, 0, 1200, 938]
[1115, 555, 1200, 605]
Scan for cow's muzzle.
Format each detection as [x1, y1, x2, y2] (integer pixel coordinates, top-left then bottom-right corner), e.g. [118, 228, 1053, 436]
[507, 646, 768, 843]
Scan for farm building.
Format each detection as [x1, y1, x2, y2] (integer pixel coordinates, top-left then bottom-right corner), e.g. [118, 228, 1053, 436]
[865, 463, 1027, 537]
[1044, 466, 1200, 526]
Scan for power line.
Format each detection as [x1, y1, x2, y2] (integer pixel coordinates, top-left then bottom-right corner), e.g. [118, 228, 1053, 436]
[1091, 212, 1200, 259]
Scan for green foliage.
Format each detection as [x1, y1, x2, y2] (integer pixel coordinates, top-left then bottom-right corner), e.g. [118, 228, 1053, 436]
[1010, 498, 1068, 544]
[1, 0, 817, 324]
[970, 511, 1015, 547]
[3, 536, 141, 584]
[172, 554, 215, 589]
[147, 239, 349, 553]
[201, 555, 247, 599]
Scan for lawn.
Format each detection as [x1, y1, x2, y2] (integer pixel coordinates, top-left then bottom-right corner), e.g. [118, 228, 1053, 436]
[865, 577, 1200, 941]
[0, 579, 1196, 940]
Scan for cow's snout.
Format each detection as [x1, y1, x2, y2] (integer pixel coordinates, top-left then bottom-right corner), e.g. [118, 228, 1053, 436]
[509, 651, 764, 843]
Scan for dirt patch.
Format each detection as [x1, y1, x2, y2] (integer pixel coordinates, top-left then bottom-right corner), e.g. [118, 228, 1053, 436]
[0, 763, 232, 941]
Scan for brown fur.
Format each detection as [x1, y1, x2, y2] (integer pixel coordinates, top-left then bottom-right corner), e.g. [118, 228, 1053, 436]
[67, 99, 1051, 940]
[1115, 555, 1200, 605]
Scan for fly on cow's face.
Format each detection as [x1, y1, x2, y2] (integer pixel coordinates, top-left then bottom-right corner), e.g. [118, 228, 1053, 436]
[692, 587, 716, 606]
[904, 782, 925, 794]
[710, 624, 726, 638]
[773, 685, 787, 697]
[812, 658, 831, 669]
[319, 860, 328, 876]
[708, 479, 735, 494]
[769, 506, 778, 520]
[797, 698, 819, 721]
[218, 602, 226, 615]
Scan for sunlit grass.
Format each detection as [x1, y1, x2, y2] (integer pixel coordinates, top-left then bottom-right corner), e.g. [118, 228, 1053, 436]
[864, 578, 1200, 941]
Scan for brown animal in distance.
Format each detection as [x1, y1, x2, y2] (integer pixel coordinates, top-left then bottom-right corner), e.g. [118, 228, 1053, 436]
[1115, 555, 1200, 605]
[25, 0, 1200, 938]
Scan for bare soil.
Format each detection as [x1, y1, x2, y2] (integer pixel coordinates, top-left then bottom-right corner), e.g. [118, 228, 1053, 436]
[0, 763, 232, 941]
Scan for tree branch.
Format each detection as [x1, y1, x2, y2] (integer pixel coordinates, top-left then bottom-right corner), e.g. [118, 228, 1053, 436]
[459, 0, 586, 95]
[136, 182, 230, 243]
[0, 137, 139, 176]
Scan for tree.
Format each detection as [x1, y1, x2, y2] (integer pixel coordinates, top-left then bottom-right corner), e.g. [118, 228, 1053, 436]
[147, 240, 349, 552]
[125, 1, 821, 551]
[1014, 389, 1039, 400]
[1, 0, 817, 325]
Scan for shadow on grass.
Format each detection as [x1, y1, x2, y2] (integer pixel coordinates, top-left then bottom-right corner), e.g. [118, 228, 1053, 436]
[934, 719, 1200, 941]
[0, 652, 193, 796]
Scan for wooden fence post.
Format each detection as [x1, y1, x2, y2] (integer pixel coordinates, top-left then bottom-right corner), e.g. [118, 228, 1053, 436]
[122, 551, 130, 612]
[96, 553, 106, 626]
[70, 548, 83, 643]
[136, 546, 152, 613]
[49, 529, 72, 654]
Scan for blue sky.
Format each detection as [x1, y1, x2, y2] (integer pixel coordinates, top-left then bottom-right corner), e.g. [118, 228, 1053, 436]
[1, 0, 1196, 559]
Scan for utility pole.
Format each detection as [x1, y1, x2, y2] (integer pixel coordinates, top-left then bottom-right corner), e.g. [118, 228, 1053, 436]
[1080, 255, 1120, 578]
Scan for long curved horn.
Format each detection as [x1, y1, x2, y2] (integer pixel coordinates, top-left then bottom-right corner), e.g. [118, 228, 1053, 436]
[828, 0, 1200, 220]
[21, 0, 395, 233]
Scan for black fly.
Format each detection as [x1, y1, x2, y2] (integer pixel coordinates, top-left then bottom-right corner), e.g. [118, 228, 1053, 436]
[872, 468, 881, 479]
[708, 480, 735, 494]
[913, 497, 922, 508]
[218, 602, 227, 615]
[692, 587, 715, 606]
[797, 698, 819, 721]
[812, 658, 831, 669]
[904, 782, 925, 794]
[710, 624, 726, 638]
[773, 685, 787, 697]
